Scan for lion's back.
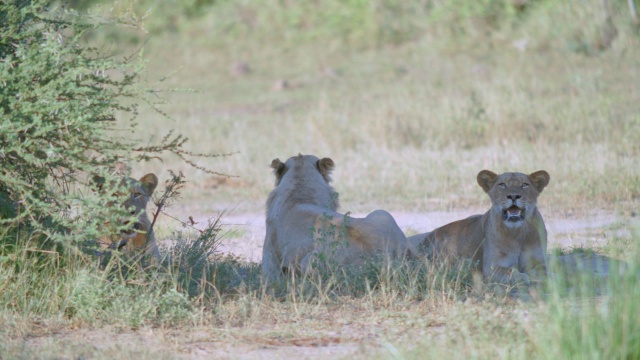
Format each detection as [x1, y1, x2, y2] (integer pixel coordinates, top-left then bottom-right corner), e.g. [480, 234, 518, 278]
[429, 214, 485, 262]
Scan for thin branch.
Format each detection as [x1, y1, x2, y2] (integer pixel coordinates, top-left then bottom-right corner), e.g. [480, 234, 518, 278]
[630, 0, 639, 25]
[159, 210, 204, 234]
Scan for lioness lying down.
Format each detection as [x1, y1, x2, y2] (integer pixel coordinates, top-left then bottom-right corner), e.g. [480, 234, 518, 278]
[262, 154, 411, 282]
[94, 173, 161, 262]
[409, 170, 550, 288]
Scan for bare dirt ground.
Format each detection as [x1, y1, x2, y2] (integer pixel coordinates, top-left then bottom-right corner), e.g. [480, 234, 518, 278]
[23, 327, 372, 359]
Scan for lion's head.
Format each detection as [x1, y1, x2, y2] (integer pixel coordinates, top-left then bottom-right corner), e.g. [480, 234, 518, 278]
[94, 173, 158, 243]
[268, 154, 339, 211]
[119, 174, 158, 238]
[271, 153, 335, 186]
[477, 170, 550, 228]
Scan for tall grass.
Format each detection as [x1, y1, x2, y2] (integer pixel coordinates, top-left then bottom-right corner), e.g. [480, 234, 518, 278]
[0, 237, 190, 329]
[0, 221, 476, 330]
[2, 225, 639, 358]
[540, 283, 640, 359]
[3, 0, 640, 358]
[0, 214, 239, 329]
[536, 248, 640, 359]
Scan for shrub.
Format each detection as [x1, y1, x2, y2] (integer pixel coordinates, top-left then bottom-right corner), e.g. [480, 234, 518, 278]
[0, 1, 220, 253]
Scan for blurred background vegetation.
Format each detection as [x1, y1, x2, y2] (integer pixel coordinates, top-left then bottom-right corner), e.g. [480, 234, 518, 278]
[67, 0, 639, 213]
[70, 0, 638, 52]
[2, 1, 640, 358]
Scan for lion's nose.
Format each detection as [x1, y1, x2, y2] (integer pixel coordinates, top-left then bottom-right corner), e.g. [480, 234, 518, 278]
[507, 194, 521, 201]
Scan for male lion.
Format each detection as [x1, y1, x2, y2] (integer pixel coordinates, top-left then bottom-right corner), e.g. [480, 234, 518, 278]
[94, 173, 161, 262]
[408, 170, 550, 288]
[262, 154, 411, 282]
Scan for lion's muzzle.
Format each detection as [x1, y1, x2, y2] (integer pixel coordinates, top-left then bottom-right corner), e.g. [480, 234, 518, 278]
[503, 205, 525, 223]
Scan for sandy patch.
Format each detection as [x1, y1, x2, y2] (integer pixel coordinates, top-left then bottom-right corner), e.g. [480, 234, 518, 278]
[176, 209, 630, 263]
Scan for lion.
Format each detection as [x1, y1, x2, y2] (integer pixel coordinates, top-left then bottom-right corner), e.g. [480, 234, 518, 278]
[408, 170, 550, 289]
[262, 154, 412, 282]
[93, 173, 161, 262]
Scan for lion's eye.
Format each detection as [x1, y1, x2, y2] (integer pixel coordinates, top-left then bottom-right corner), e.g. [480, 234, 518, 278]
[522, 183, 529, 189]
[133, 192, 142, 199]
[498, 183, 506, 189]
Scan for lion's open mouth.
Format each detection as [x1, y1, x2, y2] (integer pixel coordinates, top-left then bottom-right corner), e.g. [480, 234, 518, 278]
[503, 205, 524, 223]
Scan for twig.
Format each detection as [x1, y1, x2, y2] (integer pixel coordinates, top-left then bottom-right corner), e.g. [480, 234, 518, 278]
[630, 0, 639, 25]
[159, 210, 204, 234]
[150, 172, 185, 231]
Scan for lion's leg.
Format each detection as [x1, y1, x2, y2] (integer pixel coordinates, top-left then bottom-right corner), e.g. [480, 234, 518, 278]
[531, 212, 548, 256]
[520, 242, 547, 284]
[483, 241, 530, 287]
[261, 229, 281, 283]
[144, 229, 161, 264]
[486, 264, 531, 287]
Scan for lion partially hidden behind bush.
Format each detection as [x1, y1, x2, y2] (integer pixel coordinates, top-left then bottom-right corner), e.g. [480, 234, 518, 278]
[262, 154, 412, 282]
[94, 173, 161, 263]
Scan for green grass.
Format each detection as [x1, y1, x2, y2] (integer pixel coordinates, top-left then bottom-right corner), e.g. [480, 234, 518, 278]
[3, 0, 640, 358]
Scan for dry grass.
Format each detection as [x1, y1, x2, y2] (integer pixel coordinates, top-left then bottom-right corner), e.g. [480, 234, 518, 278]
[126, 24, 640, 215]
[3, 0, 640, 358]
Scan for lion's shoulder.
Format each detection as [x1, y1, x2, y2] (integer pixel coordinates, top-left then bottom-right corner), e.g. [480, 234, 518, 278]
[433, 214, 484, 239]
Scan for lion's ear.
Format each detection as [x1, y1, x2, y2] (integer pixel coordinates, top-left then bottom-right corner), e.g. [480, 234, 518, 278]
[139, 173, 158, 196]
[271, 158, 286, 182]
[113, 162, 130, 176]
[271, 158, 283, 170]
[529, 170, 550, 193]
[317, 158, 335, 181]
[477, 170, 498, 193]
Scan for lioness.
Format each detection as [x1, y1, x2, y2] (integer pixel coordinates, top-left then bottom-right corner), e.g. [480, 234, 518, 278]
[94, 173, 161, 261]
[262, 154, 411, 282]
[408, 170, 550, 288]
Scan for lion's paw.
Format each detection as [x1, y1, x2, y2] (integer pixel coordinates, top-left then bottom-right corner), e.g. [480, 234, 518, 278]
[510, 269, 531, 286]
